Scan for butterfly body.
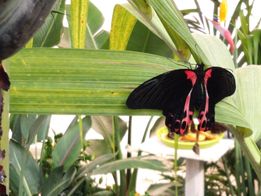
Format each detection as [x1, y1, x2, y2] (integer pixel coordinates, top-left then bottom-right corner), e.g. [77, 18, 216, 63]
[126, 64, 236, 137]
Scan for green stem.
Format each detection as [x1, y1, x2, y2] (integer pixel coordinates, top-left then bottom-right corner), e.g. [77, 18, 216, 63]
[232, 127, 261, 182]
[222, 157, 236, 196]
[78, 115, 83, 147]
[126, 116, 132, 191]
[128, 116, 154, 194]
[113, 116, 126, 196]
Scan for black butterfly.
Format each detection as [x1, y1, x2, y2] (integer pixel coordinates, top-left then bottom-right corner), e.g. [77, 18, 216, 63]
[126, 64, 236, 137]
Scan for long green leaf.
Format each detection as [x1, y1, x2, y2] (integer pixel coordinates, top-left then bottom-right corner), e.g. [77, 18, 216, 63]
[235, 65, 261, 141]
[70, 0, 89, 48]
[147, 0, 209, 63]
[91, 156, 170, 175]
[33, 0, 65, 47]
[52, 116, 91, 170]
[41, 167, 76, 196]
[10, 140, 41, 195]
[5, 48, 176, 114]
[110, 4, 137, 50]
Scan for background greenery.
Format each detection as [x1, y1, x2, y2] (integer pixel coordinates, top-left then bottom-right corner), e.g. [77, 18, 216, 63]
[1, 0, 261, 195]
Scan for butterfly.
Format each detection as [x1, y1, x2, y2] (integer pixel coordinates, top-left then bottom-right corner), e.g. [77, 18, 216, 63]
[126, 64, 236, 138]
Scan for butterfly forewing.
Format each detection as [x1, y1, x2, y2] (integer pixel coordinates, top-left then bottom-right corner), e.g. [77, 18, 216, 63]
[205, 67, 236, 104]
[126, 69, 194, 111]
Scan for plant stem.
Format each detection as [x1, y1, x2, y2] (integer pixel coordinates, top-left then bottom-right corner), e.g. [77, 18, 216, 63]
[126, 116, 132, 191]
[128, 116, 154, 194]
[78, 115, 83, 147]
[113, 116, 126, 196]
[222, 157, 236, 196]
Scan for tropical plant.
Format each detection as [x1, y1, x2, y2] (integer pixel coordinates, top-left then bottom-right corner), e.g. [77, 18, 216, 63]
[1, 0, 261, 195]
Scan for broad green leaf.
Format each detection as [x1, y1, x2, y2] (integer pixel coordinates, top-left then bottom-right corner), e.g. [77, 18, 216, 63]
[76, 153, 115, 180]
[94, 30, 110, 49]
[91, 156, 170, 175]
[127, 20, 172, 57]
[10, 165, 19, 195]
[10, 140, 41, 195]
[86, 2, 106, 49]
[52, 116, 91, 170]
[10, 115, 51, 147]
[86, 140, 112, 157]
[70, 0, 89, 48]
[41, 167, 76, 196]
[192, 33, 235, 69]
[10, 114, 35, 145]
[35, 115, 52, 142]
[235, 65, 261, 141]
[90, 116, 127, 153]
[67, 2, 107, 49]
[147, 0, 208, 63]
[128, 0, 152, 17]
[33, 0, 65, 47]
[110, 4, 137, 50]
[122, 3, 178, 55]
[91, 116, 127, 142]
[6, 48, 178, 115]
[87, 2, 104, 35]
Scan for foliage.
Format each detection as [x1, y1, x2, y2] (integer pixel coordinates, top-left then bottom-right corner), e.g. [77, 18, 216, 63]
[4, 0, 261, 195]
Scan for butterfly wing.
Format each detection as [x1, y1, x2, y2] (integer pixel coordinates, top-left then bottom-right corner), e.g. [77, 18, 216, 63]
[198, 67, 236, 130]
[126, 69, 197, 135]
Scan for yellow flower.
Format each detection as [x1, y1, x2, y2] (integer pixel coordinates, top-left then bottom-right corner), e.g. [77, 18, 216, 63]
[219, 0, 228, 22]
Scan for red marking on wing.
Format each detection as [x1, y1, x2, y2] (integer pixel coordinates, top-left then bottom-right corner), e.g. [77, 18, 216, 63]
[179, 90, 194, 134]
[185, 70, 197, 85]
[204, 69, 212, 81]
[179, 71, 197, 134]
[198, 69, 212, 131]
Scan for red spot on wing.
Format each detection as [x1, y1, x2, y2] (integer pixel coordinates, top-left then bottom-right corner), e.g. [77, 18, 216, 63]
[185, 70, 197, 85]
[204, 69, 212, 82]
